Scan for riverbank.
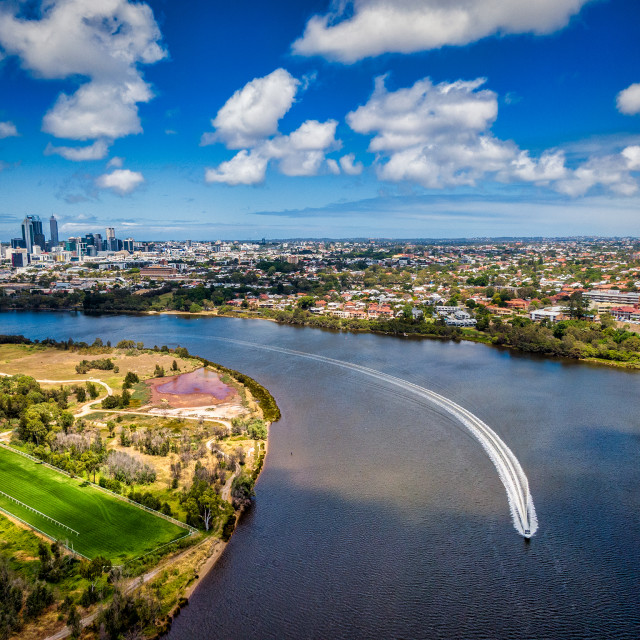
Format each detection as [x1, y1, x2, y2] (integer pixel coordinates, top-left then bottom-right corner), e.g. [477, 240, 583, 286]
[3, 304, 639, 370]
[141, 307, 640, 371]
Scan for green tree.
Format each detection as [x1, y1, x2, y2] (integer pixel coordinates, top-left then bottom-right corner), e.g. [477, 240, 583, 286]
[59, 410, 74, 433]
[67, 604, 82, 640]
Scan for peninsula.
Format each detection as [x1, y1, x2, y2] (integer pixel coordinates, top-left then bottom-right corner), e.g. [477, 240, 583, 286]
[0, 335, 278, 639]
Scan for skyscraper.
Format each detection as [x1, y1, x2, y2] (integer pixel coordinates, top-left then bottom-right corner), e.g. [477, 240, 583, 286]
[105, 227, 117, 252]
[21, 215, 45, 253]
[49, 215, 59, 246]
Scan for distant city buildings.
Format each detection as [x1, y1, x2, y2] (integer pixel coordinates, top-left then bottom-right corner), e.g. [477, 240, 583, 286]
[49, 215, 59, 247]
[21, 215, 45, 254]
[3, 216, 132, 263]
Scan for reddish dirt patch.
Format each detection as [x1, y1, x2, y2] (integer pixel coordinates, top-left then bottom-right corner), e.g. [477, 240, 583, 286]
[146, 368, 237, 408]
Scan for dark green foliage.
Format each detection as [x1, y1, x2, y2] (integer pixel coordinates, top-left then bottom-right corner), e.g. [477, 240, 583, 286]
[128, 490, 161, 511]
[98, 475, 123, 494]
[75, 358, 114, 374]
[67, 605, 81, 640]
[86, 381, 99, 399]
[101, 395, 119, 409]
[230, 473, 255, 510]
[203, 362, 281, 422]
[0, 559, 23, 639]
[123, 371, 139, 386]
[95, 588, 161, 640]
[24, 582, 54, 619]
[221, 513, 236, 541]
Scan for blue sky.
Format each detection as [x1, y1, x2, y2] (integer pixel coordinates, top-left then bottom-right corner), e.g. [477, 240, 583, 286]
[0, 0, 639, 241]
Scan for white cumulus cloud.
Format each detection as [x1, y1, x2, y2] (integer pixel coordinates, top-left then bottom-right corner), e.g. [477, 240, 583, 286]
[348, 75, 638, 196]
[617, 83, 640, 116]
[201, 69, 300, 148]
[293, 0, 592, 63]
[622, 145, 640, 170]
[205, 150, 270, 186]
[203, 69, 341, 185]
[0, 0, 166, 145]
[45, 139, 110, 161]
[42, 77, 152, 140]
[96, 168, 145, 194]
[339, 153, 364, 175]
[0, 121, 18, 138]
[205, 120, 339, 185]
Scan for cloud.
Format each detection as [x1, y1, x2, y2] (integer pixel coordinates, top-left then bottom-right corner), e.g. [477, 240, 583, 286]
[339, 153, 364, 175]
[203, 68, 340, 185]
[205, 150, 269, 186]
[201, 69, 300, 148]
[555, 149, 640, 197]
[617, 83, 640, 116]
[0, 0, 166, 144]
[347, 75, 638, 196]
[0, 121, 18, 138]
[622, 146, 640, 170]
[42, 77, 153, 140]
[205, 120, 339, 185]
[347, 76, 517, 188]
[96, 168, 144, 194]
[107, 156, 124, 168]
[292, 0, 592, 63]
[45, 139, 110, 161]
[327, 158, 340, 175]
[265, 119, 339, 176]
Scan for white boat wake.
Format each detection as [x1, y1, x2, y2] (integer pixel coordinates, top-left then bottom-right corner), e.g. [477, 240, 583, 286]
[213, 337, 538, 538]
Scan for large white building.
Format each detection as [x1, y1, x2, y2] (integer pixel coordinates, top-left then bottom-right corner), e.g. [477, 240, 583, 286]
[584, 290, 640, 305]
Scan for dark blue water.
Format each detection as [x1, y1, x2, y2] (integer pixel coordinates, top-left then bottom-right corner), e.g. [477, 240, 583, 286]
[1, 311, 639, 639]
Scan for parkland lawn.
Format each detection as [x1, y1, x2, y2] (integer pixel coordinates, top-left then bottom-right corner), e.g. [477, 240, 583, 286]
[0, 446, 188, 562]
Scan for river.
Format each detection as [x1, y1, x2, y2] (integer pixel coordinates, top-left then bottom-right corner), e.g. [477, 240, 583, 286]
[1, 311, 639, 639]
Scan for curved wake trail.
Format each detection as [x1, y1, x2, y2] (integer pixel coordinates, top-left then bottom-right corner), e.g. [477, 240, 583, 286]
[213, 337, 538, 538]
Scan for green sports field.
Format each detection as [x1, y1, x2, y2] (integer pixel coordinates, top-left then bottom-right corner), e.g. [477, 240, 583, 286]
[0, 446, 188, 562]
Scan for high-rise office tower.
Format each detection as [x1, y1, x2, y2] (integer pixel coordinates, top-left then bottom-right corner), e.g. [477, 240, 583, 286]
[106, 227, 117, 251]
[21, 215, 45, 253]
[50, 215, 59, 246]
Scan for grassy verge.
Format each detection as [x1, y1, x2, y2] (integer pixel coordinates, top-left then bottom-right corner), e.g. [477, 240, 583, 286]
[0, 446, 188, 562]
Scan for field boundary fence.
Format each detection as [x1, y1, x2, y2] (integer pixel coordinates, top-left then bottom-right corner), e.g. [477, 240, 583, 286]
[0, 503, 89, 560]
[0, 442, 197, 535]
[0, 489, 79, 535]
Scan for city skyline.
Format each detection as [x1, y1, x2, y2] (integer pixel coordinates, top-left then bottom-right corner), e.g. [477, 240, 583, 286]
[1, 0, 639, 240]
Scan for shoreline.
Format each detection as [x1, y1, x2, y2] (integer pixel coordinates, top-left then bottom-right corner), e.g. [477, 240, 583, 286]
[2, 306, 640, 371]
[152, 308, 640, 372]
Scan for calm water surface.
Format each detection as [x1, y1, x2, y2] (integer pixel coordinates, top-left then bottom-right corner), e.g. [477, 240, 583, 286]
[1, 311, 639, 639]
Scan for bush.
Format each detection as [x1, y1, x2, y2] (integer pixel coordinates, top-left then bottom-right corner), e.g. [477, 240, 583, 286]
[221, 513, 236, 541]
[247, 420, 267, 440]
[98, 476, 122, 493]
[25, 582, 54, 619]
[75, 358, 114, 374]
[101, 396, 119, 409]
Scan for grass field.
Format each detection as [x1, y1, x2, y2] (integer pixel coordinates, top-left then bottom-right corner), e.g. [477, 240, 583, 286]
[0, 446, 188, 562]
